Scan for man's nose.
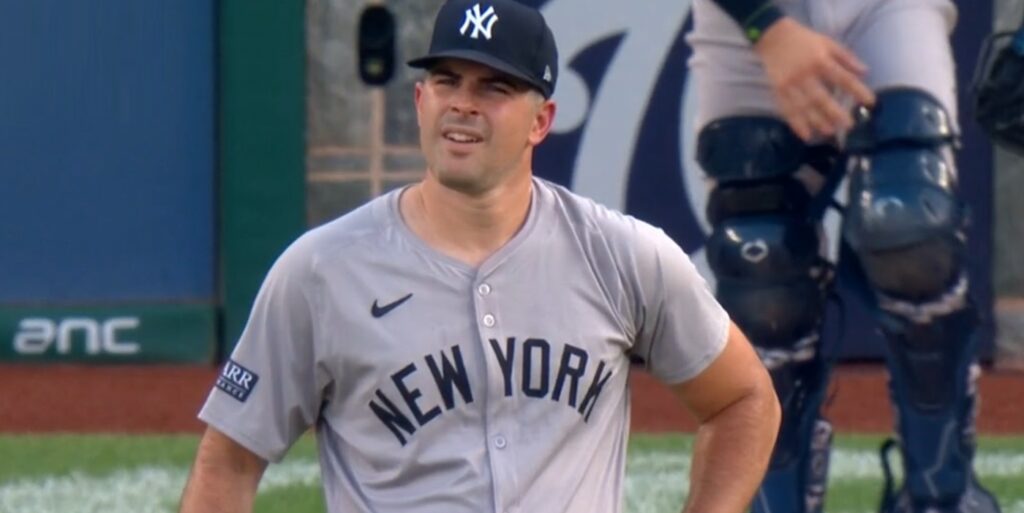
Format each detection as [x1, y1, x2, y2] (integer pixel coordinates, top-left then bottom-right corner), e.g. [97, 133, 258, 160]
[448, 87, 479, 115]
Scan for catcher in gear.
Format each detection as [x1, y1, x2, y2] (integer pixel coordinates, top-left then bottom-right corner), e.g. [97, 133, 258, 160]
[688, 0, 1002, 511]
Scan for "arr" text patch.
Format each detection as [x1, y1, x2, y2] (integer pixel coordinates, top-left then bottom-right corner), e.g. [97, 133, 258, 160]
[216, 359, 259, 402]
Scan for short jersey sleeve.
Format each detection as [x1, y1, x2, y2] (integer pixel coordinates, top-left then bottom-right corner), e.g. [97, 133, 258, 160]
[198, 235, 325, 462]
[628, 224, 730, 384]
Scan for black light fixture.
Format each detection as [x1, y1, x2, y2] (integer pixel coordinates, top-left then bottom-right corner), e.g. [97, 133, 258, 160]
[357, 5, 396, 86]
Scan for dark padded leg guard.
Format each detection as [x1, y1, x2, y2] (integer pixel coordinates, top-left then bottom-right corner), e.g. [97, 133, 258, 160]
[696, 116, 839, 513]
[877, 306, 1001, 513]
[752, 355, 834, 513]
[839, 88, 1002, 513]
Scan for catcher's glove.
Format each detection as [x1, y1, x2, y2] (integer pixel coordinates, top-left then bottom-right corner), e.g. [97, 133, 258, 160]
[971, 25, 1024, 156]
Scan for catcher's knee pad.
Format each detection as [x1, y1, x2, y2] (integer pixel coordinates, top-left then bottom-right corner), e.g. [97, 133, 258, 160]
[753, 360, 834, 513]
[843, 88, 967, 304]
[698, 117, 832, 350]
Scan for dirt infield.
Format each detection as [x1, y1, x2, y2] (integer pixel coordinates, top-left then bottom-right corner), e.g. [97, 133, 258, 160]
[1, 364, 1021, 434]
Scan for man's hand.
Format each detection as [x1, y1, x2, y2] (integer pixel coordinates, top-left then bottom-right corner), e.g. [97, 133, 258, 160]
[754, 17, 876, 141]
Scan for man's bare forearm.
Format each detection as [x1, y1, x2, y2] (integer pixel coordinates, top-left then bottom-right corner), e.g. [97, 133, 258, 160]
[179, 428, 266, 513]
[682, 385, 780, 513]
[179, 464, 258, 513]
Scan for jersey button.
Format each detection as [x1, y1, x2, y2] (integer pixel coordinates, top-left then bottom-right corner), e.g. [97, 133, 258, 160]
[477, 283, 492, 296]
[494, 435, 507, 449]
[482, 314, 496, 327]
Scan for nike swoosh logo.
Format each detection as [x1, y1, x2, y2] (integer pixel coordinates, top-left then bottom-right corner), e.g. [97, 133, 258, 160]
[371, 293, 413, 318]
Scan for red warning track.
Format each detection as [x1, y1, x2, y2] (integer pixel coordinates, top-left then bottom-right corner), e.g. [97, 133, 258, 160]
[1, 364, 1021, 434]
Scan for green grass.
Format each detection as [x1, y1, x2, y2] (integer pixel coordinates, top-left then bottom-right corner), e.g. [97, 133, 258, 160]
[1, 434, 1022, 513]
[253, 485, 326, 513]
[0, 435, 197, 481]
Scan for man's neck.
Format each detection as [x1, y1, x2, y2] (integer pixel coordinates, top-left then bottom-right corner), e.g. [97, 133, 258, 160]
[400, 173, 533, 268]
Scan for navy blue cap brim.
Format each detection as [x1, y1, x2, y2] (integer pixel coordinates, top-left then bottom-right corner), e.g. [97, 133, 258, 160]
[408, 49, 551, 98]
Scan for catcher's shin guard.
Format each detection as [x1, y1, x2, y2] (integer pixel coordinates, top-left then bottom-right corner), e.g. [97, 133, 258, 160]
[751, 356, 834, 513]
[876, 306, 1001, 513]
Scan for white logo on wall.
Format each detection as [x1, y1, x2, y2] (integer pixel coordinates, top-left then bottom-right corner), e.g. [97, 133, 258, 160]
[461, 4, 499, 40]
[541, 0, 695, 211]
[539, 0, 716, 278]
[13, 317, 141, 355]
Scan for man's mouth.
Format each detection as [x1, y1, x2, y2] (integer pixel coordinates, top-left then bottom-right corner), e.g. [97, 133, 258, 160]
[442, 129, 483, 144]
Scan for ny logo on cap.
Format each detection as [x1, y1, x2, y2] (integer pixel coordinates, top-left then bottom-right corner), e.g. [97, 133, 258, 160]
[460, 3, 498, 40]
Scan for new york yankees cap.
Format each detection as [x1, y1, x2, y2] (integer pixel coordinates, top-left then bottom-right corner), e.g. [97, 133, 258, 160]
[408, 0, 559, 98]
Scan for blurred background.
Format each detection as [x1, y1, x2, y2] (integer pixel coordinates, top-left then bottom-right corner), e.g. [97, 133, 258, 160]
[1, 0, 1020, 369]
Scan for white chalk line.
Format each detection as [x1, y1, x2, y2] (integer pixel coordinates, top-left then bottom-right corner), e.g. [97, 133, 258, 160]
[1, 449, 1022, 513]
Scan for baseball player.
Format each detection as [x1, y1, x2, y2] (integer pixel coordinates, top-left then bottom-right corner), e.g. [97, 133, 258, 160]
[178, 1, 780, 512]
[689, 0, 1002, 512]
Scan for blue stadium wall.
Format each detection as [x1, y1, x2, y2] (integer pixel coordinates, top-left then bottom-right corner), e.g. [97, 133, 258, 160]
[0, 0, 305, 363]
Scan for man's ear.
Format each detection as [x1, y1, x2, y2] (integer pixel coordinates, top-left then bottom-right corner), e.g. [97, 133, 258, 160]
[413, 81, 424, 126]
[529, 99, 557, 146]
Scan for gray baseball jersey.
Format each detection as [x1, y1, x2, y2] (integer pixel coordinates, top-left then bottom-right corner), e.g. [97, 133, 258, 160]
[199, 177, 729, 513]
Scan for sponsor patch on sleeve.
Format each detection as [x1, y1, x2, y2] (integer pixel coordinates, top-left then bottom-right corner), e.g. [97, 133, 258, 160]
[215, 359, 260, 402]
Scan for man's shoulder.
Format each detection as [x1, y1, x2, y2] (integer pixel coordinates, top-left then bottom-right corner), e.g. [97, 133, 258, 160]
[535, 177, 656, 239]
[284, 191, 398, 264]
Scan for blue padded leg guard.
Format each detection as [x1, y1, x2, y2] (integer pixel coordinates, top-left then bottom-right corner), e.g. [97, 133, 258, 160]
[752, 355, 833, 513]
[696, 116, 838, 513]
[839, 87, 1002, 513]
[877, 306, 1001, 513]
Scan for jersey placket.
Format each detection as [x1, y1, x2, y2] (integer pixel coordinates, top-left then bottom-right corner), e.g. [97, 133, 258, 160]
[472, 274, 523, 513]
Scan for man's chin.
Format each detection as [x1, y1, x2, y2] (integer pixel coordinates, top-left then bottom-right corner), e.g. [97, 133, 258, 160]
[435, 170, 490, 196]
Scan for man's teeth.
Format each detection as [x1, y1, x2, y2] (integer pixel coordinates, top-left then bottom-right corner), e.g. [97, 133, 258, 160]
[446, 133, 481, 143]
